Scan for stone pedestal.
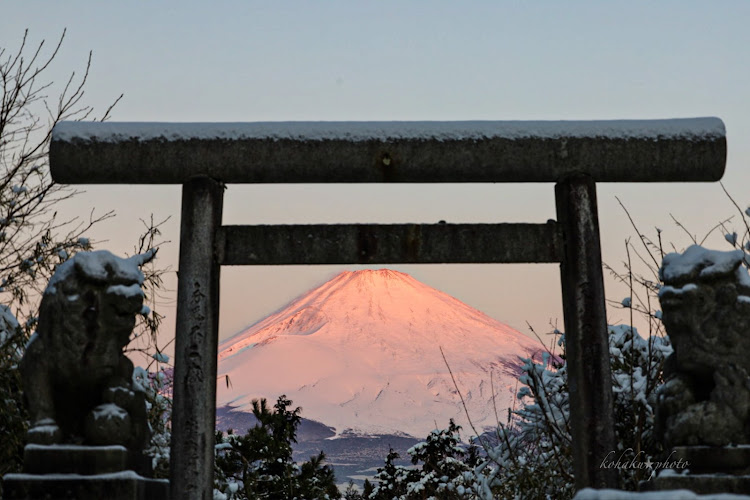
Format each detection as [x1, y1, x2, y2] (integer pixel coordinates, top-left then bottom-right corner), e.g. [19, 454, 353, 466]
[1, 445, 169, 500]
[642, 447, 750, 495]
[23, 444, 128, 475]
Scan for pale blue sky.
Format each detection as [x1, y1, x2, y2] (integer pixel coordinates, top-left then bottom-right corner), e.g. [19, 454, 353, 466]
[3, 2, 749, 348]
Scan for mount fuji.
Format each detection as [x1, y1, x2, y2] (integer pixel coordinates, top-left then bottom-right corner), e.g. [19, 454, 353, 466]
[216, 269, 542, 439]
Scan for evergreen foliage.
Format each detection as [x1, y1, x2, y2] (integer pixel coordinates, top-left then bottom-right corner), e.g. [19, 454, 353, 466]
[213, 395, 341, 500]
[367, 420, 484, 500]
[135, 366, 173, 479]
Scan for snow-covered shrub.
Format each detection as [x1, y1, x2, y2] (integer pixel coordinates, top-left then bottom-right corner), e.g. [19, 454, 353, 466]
[0, 306, 25, 480]
[478, 325, 671, 499]
[367, 419, 485, 500]
[136, 365, 173, 478]
[608, 325, 672, 488]
[479, 343, 574, 500]
[213, 395, 341, 500]
[367, 448, 412, 499]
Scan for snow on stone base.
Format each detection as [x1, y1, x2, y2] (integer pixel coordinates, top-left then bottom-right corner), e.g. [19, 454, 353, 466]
[25, 443, 127, 452]
[3, 470, 150, 481]
[574, 488, 750, 500]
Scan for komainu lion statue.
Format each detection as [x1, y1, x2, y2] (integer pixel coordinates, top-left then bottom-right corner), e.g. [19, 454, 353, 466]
[657, 244, 750, 447]
[21, 249, 156, 463]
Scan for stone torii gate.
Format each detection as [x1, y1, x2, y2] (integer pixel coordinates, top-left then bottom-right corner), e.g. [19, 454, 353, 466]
[50, 118, 726, 499]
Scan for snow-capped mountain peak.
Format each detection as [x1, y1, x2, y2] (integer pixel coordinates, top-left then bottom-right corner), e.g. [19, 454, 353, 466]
[217, 269, 542, 438]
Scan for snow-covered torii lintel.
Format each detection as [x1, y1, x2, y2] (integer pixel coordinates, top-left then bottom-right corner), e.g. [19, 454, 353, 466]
[49, 118, 726, 184]
[46, 118, 729, 499]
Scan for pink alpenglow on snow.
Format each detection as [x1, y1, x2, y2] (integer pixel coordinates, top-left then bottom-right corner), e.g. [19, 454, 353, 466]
[216, 269, 542, 439]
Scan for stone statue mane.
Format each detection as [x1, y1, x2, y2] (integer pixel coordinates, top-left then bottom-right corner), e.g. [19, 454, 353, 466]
[21, 249, 156, 461]
[657, 244, 750, 447]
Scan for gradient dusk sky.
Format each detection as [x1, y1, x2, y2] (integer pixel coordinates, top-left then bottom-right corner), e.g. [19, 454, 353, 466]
[2, 2, 749, 351]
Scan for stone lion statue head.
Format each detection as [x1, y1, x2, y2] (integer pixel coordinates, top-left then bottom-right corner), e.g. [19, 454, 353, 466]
[659, 245, 750, 376]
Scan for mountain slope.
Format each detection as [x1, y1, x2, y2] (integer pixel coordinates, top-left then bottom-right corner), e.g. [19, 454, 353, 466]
[217, 269, 541, 438]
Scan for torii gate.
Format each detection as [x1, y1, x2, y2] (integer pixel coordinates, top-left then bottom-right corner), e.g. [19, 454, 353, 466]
[50, 118, 726, 499]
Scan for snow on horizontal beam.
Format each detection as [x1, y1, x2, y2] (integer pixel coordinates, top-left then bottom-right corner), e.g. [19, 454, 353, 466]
[50, 118, 726, 184]
[53, 118, 727, 143]
[217, 222, 562, 265]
